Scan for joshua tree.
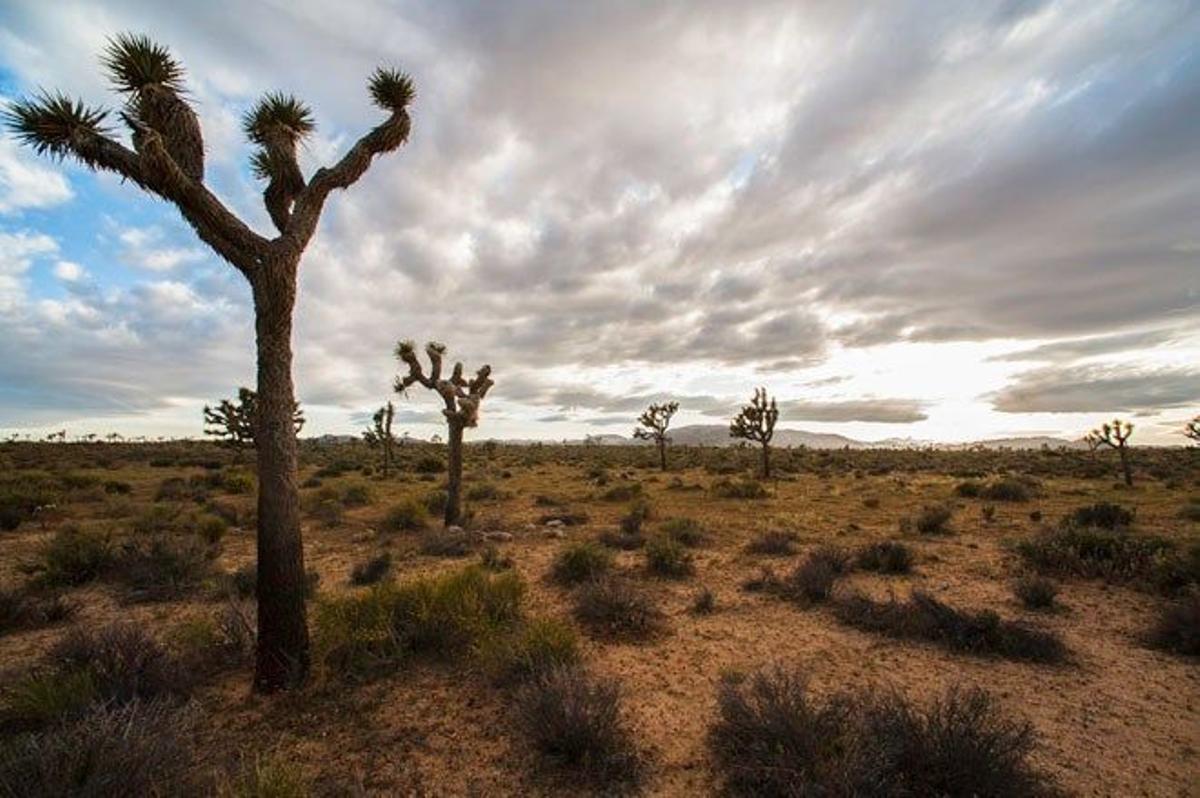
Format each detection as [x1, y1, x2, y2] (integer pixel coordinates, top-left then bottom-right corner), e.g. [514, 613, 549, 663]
[1086, 419, 1134, 486]
[363, 401, 397, 477]
[204, 387, 304, 449]
[730, 388, 779, 479]
[5, 33, 414, 691]
[1185, 415, 1200, 446]
[633, 401, 679, 471]
[394, 341, 493, 526]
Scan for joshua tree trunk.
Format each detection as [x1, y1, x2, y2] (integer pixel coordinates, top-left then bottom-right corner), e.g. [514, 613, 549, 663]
[446, 420, 465, 526]
[1119, 448, 1132, 487]
[659, 440, 667, 471]
[761, 442, 771, 480]
[251, 267, 310, 690]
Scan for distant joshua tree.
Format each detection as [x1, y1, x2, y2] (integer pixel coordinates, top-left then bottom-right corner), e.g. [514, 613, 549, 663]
[633, 401, 679, 471]
[363, 401, 397, 477]
[204, 387, 304, 449]
[394, 341, 494, 526]
[6, 33, 414, 691]
[1185, 416, 1200, 446]
[730, 388, 779, 479]
[1085, 419, 1134, 486]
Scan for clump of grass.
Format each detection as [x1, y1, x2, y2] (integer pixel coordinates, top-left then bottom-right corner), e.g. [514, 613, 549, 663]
[381, 499, 429, 533]
[466, 483, 506, 502]
[419, 528, 475, 558]
[1146, 590, 1199, 657]
[0, 589, 76, 635]
[479, 544, 514, 571]
[691, 587, 716, 614]
[552, 542, 613, 586]
[712, 478, 768, 500]
[34, 525, 113, 586]
[479, 617, 580, 684]
[514, 666, 640, 787]
[599, 483, 643, 502]
[573, 577, 665, 640]
[1065, 502, 1133, 530]
[857, 541, 913, 574]
[1015, 526, 1185, 593]
[111, 535, 214, 602]
[50, 623, 189, 706]
[313, 565, 524, 678]
[779, 556, 838, 605]
[3, 669, 100, 728]
[808, 545, 854, 575]
[1013, 575, 1058, 610]
[644, 535, 694, 578]
[907, 504, 953, 535]
[746, 530, 797, 556]
[831, 590, 1067, 663]
[660, 517, 705, 547]
[221, 752, 310, 797]
[0, 701, 197, 797]
[709, 667, 1055, 797]
[424, 489, 449, 515]
[982, 477, 1036, 502]
[349, 553, 392, 585]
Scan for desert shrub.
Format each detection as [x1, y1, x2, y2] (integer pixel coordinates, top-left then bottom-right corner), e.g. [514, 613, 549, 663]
[742, 567, 782, 593]
[423, 489, 449, 515]
[313, 566, 524, 677]
[419, 528, 475, 558]
[660, 517, 704, 547]
[534, 494, 566, 507]
[857, 541, 913, 574]
[381, 499, 429, 533]
[1013, 575, 1058, 610]
[198, 514, 228, 545]
[1147, 591, 1199, 656]
[111, 535, 214, 602]
[1179, 498, 1200, 523]
[479, 617, 580, 684]
[103, 479, 133, 495]
[910, 504, 953, 535]
[50, 623, 188, 705]
[981, 477, 1035, 502]
[955, 480, 983, 498]
[832, 591, 1066, 663]
[466, 483, 505, 502]
[3, 669, 99, 729]
[778, 557, 838, 605]
[712, 478, 768, 500]
[691, 587, 716, 614]
[349, 553, 392, 585]
[221, 472, 254, 495]
[598, 526, 645, 551]
[746, 530, 797, 556]
[0, 590, 75, 636]
[709, 667, 1054, 797]
[221, 752, 310, 798]
[479, 544, 514, 572]
[36, 525, 113, 586]
[552, 542, 613, 586]
[514, 667, 639, 785]
[573, 577, 664, 640]
[0, 475, 59, 531]
[599, 483, 642, 502]
[341, 482, 373, 508]
[645, 536, 694, 578]
[413, 455, 445, 474]
[1065, 501, 1133, 530]
[1016, 527, 1176, 587]
[808, 545, 854, 575]
[0, 701, 197, 798]
[306, 486, 344, 527]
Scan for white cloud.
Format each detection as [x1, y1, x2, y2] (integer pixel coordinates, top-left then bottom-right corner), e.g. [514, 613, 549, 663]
[0, 137, 73, 213]
[117, 226, 207, 272]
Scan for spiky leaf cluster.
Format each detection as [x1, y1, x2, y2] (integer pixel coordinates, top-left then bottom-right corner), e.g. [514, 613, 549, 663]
[101, 33, 186, 95]
[2, 92, 109, 161]
[243, 93, 314, 147]
[369, 68, 416, 112]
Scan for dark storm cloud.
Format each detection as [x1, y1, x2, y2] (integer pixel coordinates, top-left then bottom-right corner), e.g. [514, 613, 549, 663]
[990, 364, 1200, 414]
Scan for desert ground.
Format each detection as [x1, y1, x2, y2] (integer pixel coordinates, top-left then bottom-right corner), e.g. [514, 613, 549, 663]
[1, 440, 1197, 796]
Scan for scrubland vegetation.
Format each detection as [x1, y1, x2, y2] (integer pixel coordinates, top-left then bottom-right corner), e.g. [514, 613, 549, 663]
[0, 438, 1196, 794]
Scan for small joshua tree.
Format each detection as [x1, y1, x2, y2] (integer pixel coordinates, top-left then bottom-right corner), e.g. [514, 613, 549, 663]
[203, 387, 304, 450]
[730, 388, 779, 479]
[363, 401, 397, 477]
[633, 401, 679, 471]
[1185, 416, 1200, 446]
[1086, 419, 1134, 486]
[394, 341, 494, 526]
[6, 33, 414, 691]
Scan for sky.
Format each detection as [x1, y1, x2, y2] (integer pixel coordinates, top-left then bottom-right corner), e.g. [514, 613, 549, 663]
[0, 0, 1197, 445]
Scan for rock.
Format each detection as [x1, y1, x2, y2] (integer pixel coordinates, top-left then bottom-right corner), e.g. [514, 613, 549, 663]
[483, 531, 514, 542]
[545, 519, 565, 528]
[447, 525, 465, 534]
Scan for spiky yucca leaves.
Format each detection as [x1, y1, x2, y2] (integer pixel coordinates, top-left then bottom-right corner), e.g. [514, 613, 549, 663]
[102, 33, 204, 181]
[3, 92, 110, 162]
[369, 68, 416, 112]
[244, 93, 314, 232]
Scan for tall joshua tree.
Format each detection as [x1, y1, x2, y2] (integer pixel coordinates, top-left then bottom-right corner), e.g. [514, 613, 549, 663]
[633, 401, 678, 471]
[1185, 415, 1200, 446]
[5, 34, 414, 691]
[730, 387, 779, 479]
[1085, 419, 1134, 486]
[394, 341, 493, 527]
[204, 387, 304, 449]
[363, 401, 397, 477]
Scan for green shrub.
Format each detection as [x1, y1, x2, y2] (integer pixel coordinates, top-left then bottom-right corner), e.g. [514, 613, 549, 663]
[1016, 527, 1178, 588]
[419, 528, 475, 558]
[381, 499, 429, 533]
[349, 553, 392, 585]
[3, 669, 99, 728]
[857, 541, 913, 574]
[645, 536, 694, 578]
[552, 542, 613, 585]
[222, 752, 310, 798]
[1013, 575, 1058, 610]
[37, 526, 113, 586]
[50, 623, 188, 705]
[691, 587, 716, 614]
[198, 515, 228, 545]
[660, 517, 704, 547]
[599, 483, 642, 502]
[413, 454, 445, 474]
[423, 489, 449, 515]
[1147, 591, 1199, 657]
[466, 483, 505, 502]
[1065, 502, 1133, 530]
[908, 504, 953, 535]
[479, 617, 580, 684]
[746, 530, 796, 556]
[221, 473, 254, 495]
[341, 483, 373, 508]
[0, 589, 75, 636]
[712, 478, 768, 500]
[981, 478, 1035, 502]
[112, 535, 214, 602]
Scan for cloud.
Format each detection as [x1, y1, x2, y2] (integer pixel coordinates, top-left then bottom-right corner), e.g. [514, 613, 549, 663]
[780, 398, 929, 423]
[990, 329, 1185, 363]
[0, 138, 72, 213]
[117, 226, 207, 272]
[990, 364, 1200, 414]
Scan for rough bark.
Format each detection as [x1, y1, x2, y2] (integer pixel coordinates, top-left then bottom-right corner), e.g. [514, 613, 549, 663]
[761, 442, 771, 480]
[659, 440, 667, 471]
[1119, 447, 1132, 487]
[251, 264, 310, 692]
[446, 421, 465, 527]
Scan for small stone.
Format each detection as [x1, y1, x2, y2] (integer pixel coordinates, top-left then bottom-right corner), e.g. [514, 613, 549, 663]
[545, 519, 565, 528]
[447, 525, 464, 534]
[484, 531, 514, 542]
